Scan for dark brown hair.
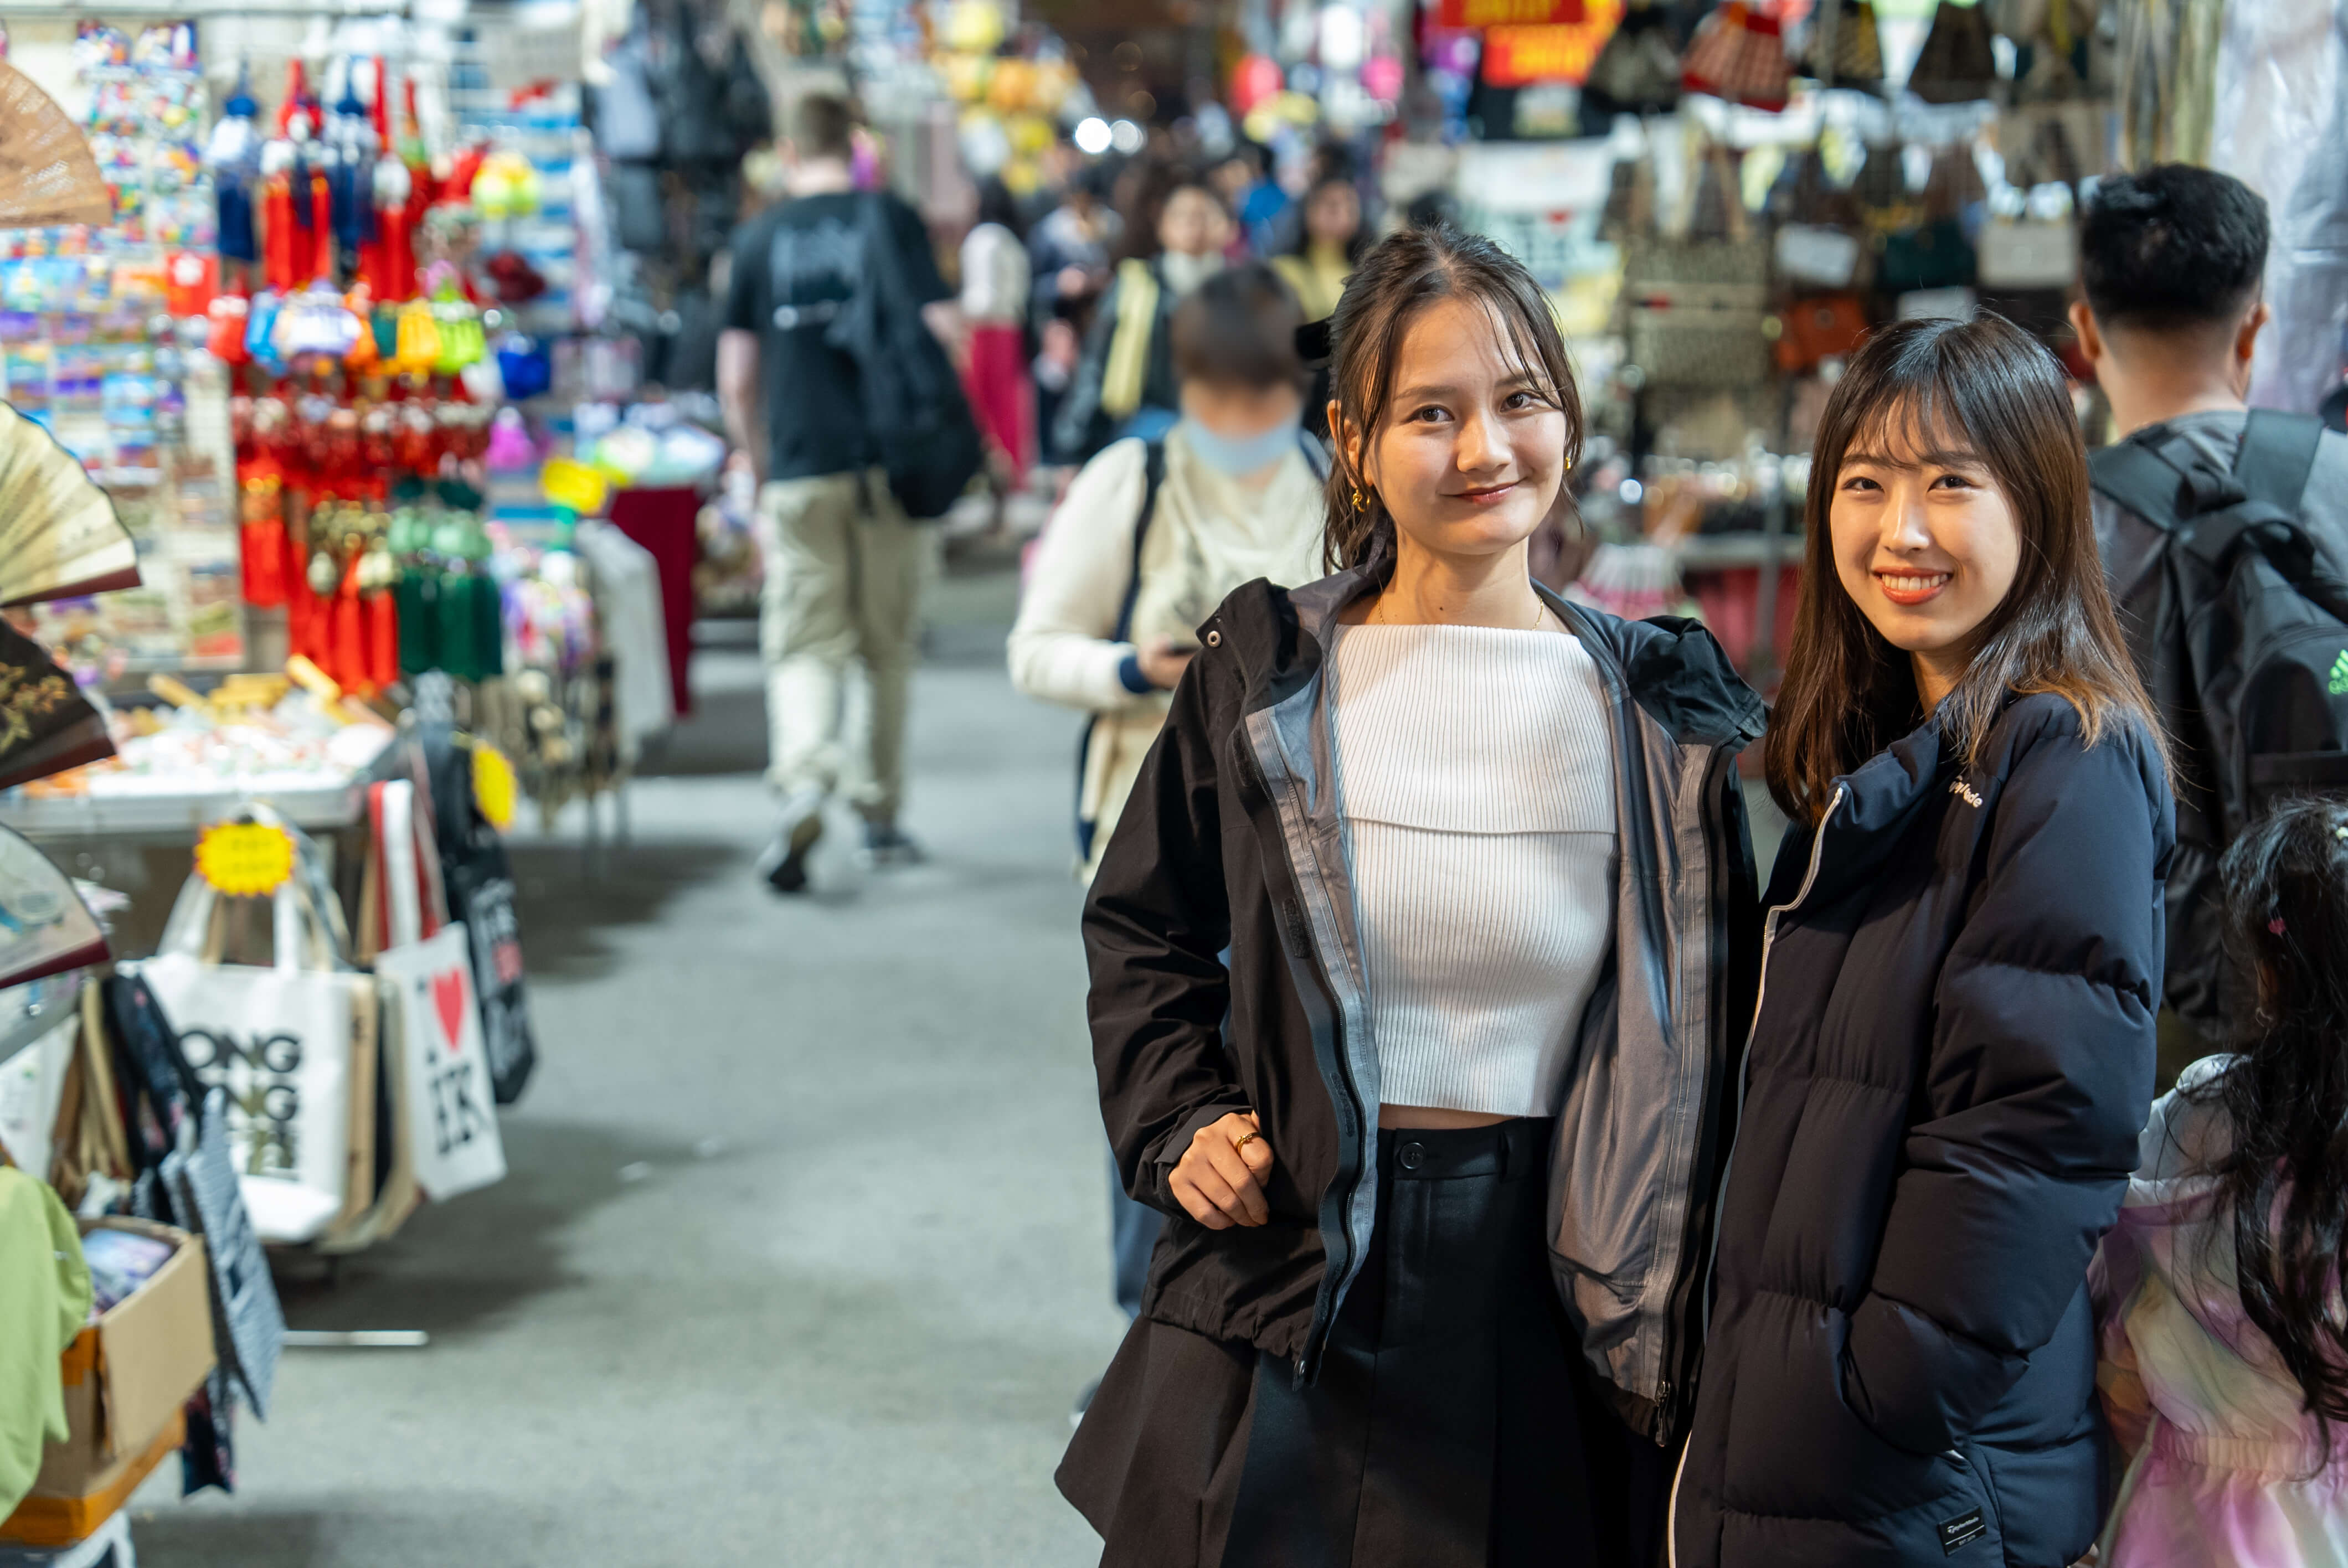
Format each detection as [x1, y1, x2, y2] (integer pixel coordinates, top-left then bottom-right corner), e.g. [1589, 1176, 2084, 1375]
[1322, 222, 1584, 574]
[1766, 314, 2165, 823]
[1171, 264, 1305, 390]
[790, 94, 857, 162]
[2187, 797, 2348, 1459]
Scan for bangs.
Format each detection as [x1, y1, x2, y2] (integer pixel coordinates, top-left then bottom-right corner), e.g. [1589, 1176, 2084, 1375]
[1837, 380, 1988, 476]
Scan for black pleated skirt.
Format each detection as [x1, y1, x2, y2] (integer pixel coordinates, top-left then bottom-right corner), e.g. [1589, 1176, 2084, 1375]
[1059, 1118, 1671, 1568]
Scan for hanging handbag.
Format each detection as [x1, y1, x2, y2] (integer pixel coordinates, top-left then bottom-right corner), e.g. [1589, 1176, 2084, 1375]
[1805, 0, 1886, 91]
[1908, 0, 1999, 104]
[135, 811, 375, 1245]
[1583, 4, 1683, 116]
[1775, 294, 1870, 372]
[1681, 1, 1792, 112]
[420, 708, 538, 1106]
[367, 779, 507, 1203]
[1978, 217, 2078, 287]
[1626, 142, 1771, 388]
[1879, 218, 1978, 292]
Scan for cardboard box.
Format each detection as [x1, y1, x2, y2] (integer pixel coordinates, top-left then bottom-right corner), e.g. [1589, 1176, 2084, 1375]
[0, 1218, 215, 1546]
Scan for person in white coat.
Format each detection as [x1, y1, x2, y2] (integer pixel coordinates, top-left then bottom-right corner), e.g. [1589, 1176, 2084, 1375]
[1011, 263, 1328, 886]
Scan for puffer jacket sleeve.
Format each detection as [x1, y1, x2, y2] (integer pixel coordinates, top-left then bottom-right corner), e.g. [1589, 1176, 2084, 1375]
[1082, 647, 1252, 1218]
[1840, 711, 2166, 1454]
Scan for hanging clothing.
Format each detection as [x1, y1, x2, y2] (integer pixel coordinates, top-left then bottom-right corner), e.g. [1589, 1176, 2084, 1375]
[1007, 427, 1326, 880]
[2092, 1056, 2348, 1567]
[0, 1166, 92, 1520]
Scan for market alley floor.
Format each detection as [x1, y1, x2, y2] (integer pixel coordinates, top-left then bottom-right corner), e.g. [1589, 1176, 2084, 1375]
[131, 566, 1125, 1566]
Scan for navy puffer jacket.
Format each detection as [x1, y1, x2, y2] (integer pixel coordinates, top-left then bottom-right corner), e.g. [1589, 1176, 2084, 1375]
[1672, 692, 2174, 1567]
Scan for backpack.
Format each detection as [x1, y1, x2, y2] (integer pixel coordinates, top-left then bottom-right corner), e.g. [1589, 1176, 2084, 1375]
[827, 193, 985, 519]
[2089, 410, 2340, 1028]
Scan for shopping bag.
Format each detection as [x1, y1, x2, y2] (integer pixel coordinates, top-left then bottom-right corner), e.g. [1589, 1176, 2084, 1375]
[376, 926, 505, 1200]
[420, 706, 538, 1104]
[1978, 219, 2078, 287]
[136, 818, 370, 1245]
[162, 1086, 285, 1419]
[367, 778, 506, 1201]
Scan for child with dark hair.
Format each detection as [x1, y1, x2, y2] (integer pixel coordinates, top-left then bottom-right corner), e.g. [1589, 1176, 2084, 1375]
[2076, 164, 2348, 1046]
[2092, 796, 2348, 1565]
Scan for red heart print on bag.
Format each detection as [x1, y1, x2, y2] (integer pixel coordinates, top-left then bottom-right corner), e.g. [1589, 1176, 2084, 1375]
[431, 969, 468, 1051]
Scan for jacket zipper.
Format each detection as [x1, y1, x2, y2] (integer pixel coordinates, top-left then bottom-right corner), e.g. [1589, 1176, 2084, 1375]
[1665, 783, 1843, 1568]
[1652, 744, 1747, 1446]
[1230, 721, 1367, 1386]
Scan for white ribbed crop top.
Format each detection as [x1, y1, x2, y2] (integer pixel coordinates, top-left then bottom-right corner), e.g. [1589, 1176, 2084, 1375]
[1329, 620, 1618, 1117]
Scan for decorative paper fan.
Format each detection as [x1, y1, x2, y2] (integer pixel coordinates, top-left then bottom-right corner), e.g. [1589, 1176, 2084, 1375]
[0, 64, 113, 229]
[0, 401, 140, 606]
[0, 614, 113, 792]
[0, 823, 109, 990]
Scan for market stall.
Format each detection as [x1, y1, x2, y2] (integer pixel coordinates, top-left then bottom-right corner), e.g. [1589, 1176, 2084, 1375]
[0, 18, 651, 1554]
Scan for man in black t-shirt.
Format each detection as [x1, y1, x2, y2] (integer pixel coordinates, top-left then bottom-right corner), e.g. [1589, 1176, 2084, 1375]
[717, 94, 958, 893]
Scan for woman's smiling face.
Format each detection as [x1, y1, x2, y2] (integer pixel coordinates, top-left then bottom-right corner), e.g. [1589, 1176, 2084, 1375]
[1829, 408, 2023, 704]
[1346, 293, 1568, 564]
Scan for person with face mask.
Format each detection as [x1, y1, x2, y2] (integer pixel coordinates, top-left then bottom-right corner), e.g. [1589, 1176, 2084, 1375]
[1050, 172, 1237, 463]
[1011, 266, 1324, 1410]
[1012, 262, 1324, 881]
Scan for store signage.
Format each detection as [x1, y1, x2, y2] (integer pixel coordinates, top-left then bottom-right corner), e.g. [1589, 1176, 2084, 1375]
[1478, 10, 1625, 85]
[1438, 0, 1619, 36]
[194, 821, 296, 898]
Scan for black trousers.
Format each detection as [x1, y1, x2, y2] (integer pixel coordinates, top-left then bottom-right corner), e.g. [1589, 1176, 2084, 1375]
[1060, 1119, 1671, 1567]
[1224, 1119, 1665, 1567]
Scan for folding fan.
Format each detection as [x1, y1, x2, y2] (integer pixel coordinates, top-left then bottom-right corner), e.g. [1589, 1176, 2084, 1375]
[0, 401, 140, 606]
[0, 614, 113, 792]
[0, 63, 113, 229]
[0, 822, 110, 990]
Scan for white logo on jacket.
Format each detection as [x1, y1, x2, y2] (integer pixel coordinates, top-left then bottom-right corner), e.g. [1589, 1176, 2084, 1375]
[1950, 779, 1984, 808]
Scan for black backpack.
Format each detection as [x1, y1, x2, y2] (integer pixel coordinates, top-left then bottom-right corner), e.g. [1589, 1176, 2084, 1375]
[2089, 410, 2341, 1027]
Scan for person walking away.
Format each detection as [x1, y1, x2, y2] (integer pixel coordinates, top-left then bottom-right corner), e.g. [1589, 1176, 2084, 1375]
[2073, 163, 2348, 1053]
[2091, 797, 2348, 1567]
[717, 94, 962, 893]
[1271, 171, 1366, 322]
[1009, 266, 1326, 1390]
[1052, 174, 1233, 463]
[1670, 315, 2175, 1568]
[1060, 222, 1767, 1567]
[961, 178, 1035, 508]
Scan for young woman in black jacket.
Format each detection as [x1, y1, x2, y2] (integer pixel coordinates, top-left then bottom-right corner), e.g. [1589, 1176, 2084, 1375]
[1669, 315, 2176, 1567]
[1060, 223, 1767, 1565]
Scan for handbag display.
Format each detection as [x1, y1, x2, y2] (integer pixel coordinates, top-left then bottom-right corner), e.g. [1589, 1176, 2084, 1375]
[1879, 218, 1978, 292]
[1978, 218, 2078, 287]
[136, 814, 375, 1245]
[1908, 0, 1999, 105]
[1625, 141, 1770, 389]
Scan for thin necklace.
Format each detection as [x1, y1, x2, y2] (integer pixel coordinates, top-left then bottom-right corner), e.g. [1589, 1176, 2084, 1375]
[1369, 594, 1553, 629]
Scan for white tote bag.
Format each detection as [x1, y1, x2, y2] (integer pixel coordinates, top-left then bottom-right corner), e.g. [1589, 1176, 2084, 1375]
[370, 781, 507, 1201]
[137, 822, 367, 1244]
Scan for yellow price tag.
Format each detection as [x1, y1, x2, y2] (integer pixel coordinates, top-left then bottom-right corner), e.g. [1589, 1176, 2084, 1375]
[472, 743, 518, 832]
[194, 822, 297, 898]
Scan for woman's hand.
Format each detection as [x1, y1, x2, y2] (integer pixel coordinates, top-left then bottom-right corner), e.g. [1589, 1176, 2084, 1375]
[1171, 1112, 1273, 1228]
[1137, 636, 1196, 691]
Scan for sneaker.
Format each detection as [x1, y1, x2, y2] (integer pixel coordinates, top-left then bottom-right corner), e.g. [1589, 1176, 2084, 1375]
[861, 820, 926, 867]
[757, 794, 825, 894]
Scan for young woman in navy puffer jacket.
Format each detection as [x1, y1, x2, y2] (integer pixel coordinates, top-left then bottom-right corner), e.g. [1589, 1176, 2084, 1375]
[1670, 315, 2176, 1568]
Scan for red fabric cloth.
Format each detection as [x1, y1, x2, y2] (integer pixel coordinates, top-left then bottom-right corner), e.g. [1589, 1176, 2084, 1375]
[961, 323, 1034, 488]
[607, 486, 701, 718]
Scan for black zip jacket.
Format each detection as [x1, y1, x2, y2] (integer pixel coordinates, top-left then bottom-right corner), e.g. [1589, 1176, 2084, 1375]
[1670, 693, 2174, 1567]
[1082, 566, 1764, 1437]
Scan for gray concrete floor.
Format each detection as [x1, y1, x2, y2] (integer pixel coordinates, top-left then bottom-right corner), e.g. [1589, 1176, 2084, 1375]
[129, 571, 1125, 1565]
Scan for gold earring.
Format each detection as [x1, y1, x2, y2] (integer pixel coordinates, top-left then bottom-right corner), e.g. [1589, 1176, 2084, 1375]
[1352, 486, 1366, 509]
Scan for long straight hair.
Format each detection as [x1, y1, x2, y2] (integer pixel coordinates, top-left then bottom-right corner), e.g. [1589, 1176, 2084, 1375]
[1322, 222, 1584, 575]
[1766, 314, 2165, 822]
[2192, 798, 2348, 1456]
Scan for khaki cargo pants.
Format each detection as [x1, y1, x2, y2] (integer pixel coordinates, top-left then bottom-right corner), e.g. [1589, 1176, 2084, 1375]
[755, 469, 938, 823]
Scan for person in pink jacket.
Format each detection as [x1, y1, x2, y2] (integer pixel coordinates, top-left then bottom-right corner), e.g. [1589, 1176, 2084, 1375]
[2093, 797, 2348, 1566]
